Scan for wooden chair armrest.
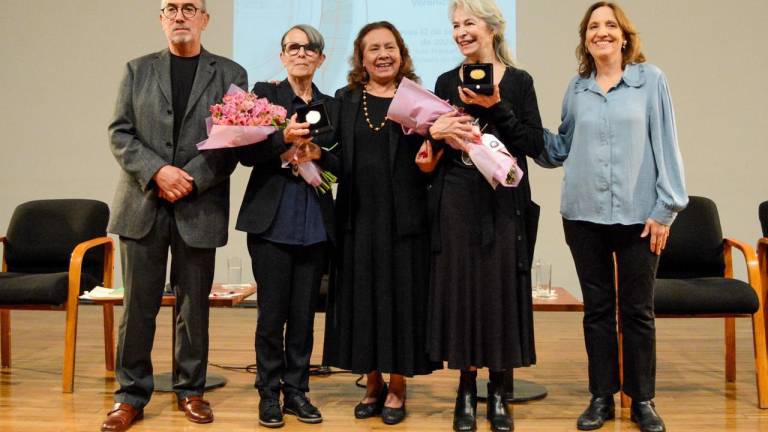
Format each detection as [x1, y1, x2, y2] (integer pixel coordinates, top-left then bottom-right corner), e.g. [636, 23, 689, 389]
[759, 238, 768, 288]
[67, 237, 115, 301]
[0, 235, 6, 272]
[724, 238, 763, 298]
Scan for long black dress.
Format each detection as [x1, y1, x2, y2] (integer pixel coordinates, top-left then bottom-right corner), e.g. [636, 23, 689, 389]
[323, 88, 439, 376]
[426, 66, 544, 371]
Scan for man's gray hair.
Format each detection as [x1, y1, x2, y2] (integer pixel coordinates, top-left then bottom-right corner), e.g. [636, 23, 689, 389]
[161, 0, 207, 10]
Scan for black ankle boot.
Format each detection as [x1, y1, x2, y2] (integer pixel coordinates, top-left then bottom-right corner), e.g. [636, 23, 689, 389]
[487, 371, 513, 432]
[576, 395, 614, 430]
[630, 400, 666, 432]
[453, 370, 477, 432]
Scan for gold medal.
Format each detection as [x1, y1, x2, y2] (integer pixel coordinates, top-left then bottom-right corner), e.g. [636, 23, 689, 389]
[469, 69, 486, 80]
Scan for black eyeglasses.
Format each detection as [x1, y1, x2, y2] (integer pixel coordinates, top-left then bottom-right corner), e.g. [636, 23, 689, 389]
[161, 4, 202, 20]
[283, 43, 321, 57]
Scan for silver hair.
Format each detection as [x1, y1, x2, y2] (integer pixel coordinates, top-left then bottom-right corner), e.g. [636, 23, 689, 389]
[161, 0, 207, 11]
[280, 24, 325, 53]
[450, 0, 514, 66]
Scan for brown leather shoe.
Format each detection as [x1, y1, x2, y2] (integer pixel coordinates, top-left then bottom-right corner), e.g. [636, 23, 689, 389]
[177, 396, 214, 424]
[101, 403, 143, 432]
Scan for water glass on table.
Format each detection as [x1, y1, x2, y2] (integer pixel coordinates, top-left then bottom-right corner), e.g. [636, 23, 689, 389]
[226, 257, 243, 287]
[533, 261, 556, 299]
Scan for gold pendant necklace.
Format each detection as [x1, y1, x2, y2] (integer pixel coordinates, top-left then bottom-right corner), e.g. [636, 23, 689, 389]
[362, 85, 396, 132]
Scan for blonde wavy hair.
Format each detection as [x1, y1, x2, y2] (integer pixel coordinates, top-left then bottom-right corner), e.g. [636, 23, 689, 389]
[449, 0, 514, 66]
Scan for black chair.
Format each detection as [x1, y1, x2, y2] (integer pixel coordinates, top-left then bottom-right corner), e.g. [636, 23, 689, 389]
[617, 196, 768, 408]
[0, 199, 115, 392]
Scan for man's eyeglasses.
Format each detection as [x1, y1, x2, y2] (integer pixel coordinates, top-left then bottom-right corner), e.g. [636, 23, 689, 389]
[283, 43, 321, 57]
[161, 4, 203, 20]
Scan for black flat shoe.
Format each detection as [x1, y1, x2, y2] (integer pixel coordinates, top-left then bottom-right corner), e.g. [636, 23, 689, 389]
[283, 392, 322, 424]
[453, 388, 477, 431]
[631, 400, 666, 432]
[486, 382, 513, 432]
[381, 400, 406, 425]
[258, 397, 285, 428]
[576, 395, 615, 430]
[354, 383, 388, 419]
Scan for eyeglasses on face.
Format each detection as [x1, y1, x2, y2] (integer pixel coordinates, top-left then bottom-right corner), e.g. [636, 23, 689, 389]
[283, 43, 321, 57]
[161, 4, 202, 20]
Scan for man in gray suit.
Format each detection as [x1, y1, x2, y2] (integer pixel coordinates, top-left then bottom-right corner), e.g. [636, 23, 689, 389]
[101, 1, 247, 431]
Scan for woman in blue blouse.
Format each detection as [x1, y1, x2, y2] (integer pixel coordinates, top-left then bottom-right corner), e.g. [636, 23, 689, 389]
[538, 3, 687, 432]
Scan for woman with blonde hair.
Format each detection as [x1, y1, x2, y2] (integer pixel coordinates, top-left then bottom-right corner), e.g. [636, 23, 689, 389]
[537, 3, 687, 432]
[423, 0, 543, 430]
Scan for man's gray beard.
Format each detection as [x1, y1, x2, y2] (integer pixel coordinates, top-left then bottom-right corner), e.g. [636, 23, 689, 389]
[170, 34, 193, 45]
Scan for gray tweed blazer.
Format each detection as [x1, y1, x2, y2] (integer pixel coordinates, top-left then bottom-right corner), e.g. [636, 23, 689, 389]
[108, 48, 248, 248]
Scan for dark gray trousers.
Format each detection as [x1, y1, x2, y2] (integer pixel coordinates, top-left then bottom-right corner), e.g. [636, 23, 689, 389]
[114, 206, 215, 408]
[247, 235, 325, 398]
[563, 218, 659, 401]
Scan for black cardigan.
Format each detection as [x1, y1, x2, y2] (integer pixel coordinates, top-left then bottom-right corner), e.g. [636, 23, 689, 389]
[429, 66, 544, 270]
[333, 85, 429, 238]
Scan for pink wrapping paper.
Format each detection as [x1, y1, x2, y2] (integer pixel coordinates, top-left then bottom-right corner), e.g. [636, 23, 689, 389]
[196, 125, 277, 150]
[468, 134, 524, 189]
[387, 77, 454, 136]
[196, 84, 281, 150]
[296, 161, 323, 187]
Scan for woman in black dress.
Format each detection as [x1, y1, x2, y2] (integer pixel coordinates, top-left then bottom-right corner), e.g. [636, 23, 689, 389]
[322, 21, 438, 425]
[424, 1, 543, 431]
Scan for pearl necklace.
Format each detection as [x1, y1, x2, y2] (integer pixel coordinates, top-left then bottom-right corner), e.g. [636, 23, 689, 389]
[362, 85, 396, 132]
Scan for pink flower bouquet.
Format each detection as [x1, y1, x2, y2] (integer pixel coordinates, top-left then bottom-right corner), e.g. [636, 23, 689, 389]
[196, 84, 287, 150]
[468, 134, 524, 189]
[386, 77, 453, 136]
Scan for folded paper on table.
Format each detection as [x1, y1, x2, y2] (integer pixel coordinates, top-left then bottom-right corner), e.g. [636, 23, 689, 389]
[387, 77, 454, 136]
[468, 133, 524, 189]
[80, 286, 124, 300]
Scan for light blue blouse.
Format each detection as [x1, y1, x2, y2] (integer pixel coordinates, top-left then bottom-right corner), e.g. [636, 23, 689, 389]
[538, 63, 688, 226]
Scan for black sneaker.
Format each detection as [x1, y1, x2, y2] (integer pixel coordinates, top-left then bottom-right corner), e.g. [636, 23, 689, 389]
[283, 392, 322, 424]
[259, 397, 284, 428]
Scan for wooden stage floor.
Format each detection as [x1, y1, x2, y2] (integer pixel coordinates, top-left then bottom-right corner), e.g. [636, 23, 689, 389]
[1, 306, 768, 431]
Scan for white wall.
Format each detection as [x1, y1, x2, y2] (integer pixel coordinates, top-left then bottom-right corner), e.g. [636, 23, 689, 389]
[1, 0, 766, 295]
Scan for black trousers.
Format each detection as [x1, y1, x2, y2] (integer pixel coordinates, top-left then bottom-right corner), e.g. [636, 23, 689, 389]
[248, 235, 326, 398]
[115, 206, 215, 408]
[563, 218, 659, 401]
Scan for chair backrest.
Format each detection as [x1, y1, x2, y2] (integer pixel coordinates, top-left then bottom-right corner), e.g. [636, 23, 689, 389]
[4, 199, 109, 279]
[760, 201, 768, 237]
[657, 196, 725, 279]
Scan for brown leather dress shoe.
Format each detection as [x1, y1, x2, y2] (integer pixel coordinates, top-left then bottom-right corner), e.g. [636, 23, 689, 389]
[177, 396, 214, 424]
[101, 403, 143, 432]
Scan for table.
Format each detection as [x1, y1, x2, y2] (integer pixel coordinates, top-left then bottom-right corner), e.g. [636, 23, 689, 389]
[479, 287, 583, 403]
[84, 283, 257, 392]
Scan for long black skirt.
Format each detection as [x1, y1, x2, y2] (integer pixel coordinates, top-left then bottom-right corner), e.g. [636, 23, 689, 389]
[427, 166, 536, 370]
[322, 148, 438, 376]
